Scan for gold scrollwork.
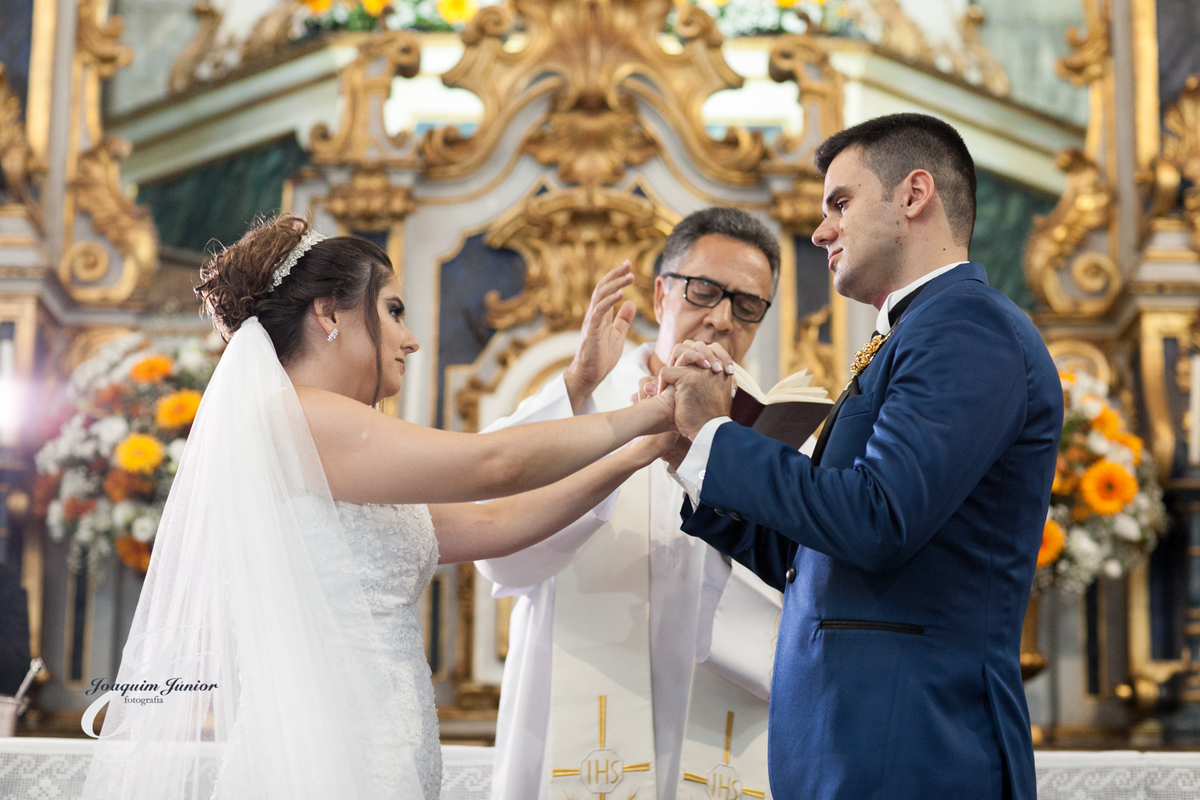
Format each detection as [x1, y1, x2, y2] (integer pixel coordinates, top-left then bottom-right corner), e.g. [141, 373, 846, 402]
[168, 2, 223, 94]
[62, 137, 159, 302]
[763, 34, 843, 234]
[1161, 75, 1200, 253]
[0, 65, 40, 223]
[792, 305, 837, 397]
[422, 0, 764, 187]
[65, 241, 108, 283]
[1139, 311, 1194, 482]
[482, 182, 679, 332]
[1057, 0, 1109, 87]
[1046, 339, 1113, 387]
[310, 30, 422, 167]
[325, 166, 417, 231]
[954, 6, 1010, 98]
[865, 0, 934, 65]
[1024, 150, 1117, 316]
[76, 0, 133, 79]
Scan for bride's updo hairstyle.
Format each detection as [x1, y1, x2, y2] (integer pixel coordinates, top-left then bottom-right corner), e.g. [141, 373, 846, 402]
[195, 212, 394, 401]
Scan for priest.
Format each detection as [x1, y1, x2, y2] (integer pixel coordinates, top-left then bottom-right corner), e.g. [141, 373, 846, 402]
[478, 207, 784, 800]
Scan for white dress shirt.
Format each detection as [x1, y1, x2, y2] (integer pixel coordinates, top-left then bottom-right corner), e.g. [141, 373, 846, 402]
[675, 261, 968, 503]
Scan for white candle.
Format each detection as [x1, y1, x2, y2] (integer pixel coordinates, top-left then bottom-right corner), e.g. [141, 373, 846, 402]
[1190, 353, 1200, 465]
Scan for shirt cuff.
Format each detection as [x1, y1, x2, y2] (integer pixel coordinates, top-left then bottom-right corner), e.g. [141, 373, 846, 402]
[673, 416, 732, 508]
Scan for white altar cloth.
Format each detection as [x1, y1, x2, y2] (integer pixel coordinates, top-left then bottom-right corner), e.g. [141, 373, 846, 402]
[3, 738, 1200, 799]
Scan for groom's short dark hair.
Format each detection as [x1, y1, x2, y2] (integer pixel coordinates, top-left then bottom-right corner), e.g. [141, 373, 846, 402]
[814, 113, 977, 247]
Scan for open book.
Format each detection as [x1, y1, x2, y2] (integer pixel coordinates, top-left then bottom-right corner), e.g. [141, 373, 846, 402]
[729, 363, 834, 449]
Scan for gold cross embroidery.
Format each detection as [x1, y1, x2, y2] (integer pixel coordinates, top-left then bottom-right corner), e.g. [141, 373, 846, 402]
[681, 711, 766, 799]
[551, 695, 651, 799]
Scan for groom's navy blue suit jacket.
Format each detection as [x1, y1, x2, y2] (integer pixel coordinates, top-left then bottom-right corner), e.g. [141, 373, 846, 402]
[681, 263, 1062, 800]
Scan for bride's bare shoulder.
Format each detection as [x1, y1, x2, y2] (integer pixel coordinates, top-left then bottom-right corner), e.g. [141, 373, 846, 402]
[293, 387, 383, 438]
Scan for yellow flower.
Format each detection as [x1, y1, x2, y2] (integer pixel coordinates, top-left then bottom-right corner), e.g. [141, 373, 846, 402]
[437, 0, 478, 24]
[155, 390, 202, 429]
[1038, 519, 1065, 568]
[1114, 431, 1144, 465]
[302, 0, 331, 10]
[130, 354, 173, 383]
[114, 433, 165, 475]
[777, 0, 800, 7]
[361, 0, 388, 15]
[1092, 406, 1121, 439]
[1078, 459, 1138, 516]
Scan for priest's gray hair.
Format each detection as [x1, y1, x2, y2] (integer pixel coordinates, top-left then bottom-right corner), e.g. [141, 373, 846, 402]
[657, 207, 781, 297]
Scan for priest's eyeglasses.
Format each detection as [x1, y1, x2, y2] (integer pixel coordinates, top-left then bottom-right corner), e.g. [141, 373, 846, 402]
[661, 273, 772, 323]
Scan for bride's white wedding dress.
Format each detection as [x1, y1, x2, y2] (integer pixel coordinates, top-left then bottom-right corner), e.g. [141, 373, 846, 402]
[80, 318, 444, 800]
[339, 501, 442, 799]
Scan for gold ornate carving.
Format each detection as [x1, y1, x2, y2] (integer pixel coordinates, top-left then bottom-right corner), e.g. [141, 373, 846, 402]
[76, 0, 133, 79]
[1161, 75, 1200, 253]
[242, 0, 304, 64]
[453, 334, 540, 434]
[168, 2, 223, 94]
[310, 31, 421, 166]
[0, 66, 40, 223]
[1139, 311, 1194, 482]
[325, 166, 416, 231]
[763, 34, 844, 233]
[1024, 150, 1117, 316]
[792, 306, 838, 397]
[61, 137, 159, 302]
[422, 1, 764, 187]
[482, 182, 679, 332]
[866, 0, 934, 65]
[1046, 339, 1113, 387]
[954, 5, 1010, 97]
[1057, 0, 1109, 87]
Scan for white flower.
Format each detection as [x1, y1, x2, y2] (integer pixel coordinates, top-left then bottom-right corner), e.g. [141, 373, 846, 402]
[60, 468, 95, 500]
[112, 500, 140, 530]
[90, 416, 130, 455]
[167, 438, 187, 466]
[1086, 429, 1111, 456]
[131, 514, 158, 543]
[1104, 559, 1123, 579]
[176, 343, 207, 374]
[1112, 514, 1142, 542]
[1079, 397, 1103, 420]
[203, 331, 225, 353]
[75, 518, 95, 545]
[46, 500, 65, 542]
[1067, 529, 1103, 573]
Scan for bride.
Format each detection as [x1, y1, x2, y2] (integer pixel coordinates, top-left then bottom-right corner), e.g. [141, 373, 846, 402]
[81, 214, 676, 799]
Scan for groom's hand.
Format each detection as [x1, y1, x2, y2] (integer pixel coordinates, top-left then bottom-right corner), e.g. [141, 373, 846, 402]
[564, 261, 637, 413]
[657, 365, 733, 440]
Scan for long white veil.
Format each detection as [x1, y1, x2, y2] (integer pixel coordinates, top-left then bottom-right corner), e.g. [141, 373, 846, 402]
[81, 318, 419, 799]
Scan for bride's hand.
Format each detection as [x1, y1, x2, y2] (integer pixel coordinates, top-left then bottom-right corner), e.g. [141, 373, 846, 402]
[625, 430, 680, 466]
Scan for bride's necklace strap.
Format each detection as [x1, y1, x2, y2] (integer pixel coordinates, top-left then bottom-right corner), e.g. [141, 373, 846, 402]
[269, 231, 326, 292]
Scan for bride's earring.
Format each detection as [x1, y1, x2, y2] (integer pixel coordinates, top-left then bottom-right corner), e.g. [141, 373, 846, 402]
[327, 329, 339, 343]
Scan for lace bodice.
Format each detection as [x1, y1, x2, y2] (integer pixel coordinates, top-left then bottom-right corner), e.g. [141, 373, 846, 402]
[336, 501, 442, 800]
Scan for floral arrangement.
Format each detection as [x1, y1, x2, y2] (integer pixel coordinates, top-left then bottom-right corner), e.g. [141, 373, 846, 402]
[300, 0, 495, 33]
[678, 0, 855, 38]
[34, 333, 224, 576]
[1037, 372, 1168, 594]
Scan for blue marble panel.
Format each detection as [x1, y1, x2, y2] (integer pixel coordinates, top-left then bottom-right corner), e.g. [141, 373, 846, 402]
[971, 168, 1058, 311]
[436, 233, 526, 428]
[1158, 0, 1200, 112]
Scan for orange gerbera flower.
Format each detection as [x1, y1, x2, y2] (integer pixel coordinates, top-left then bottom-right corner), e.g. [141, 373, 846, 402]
[1079, 459, 1138, 516]
[155, 390, 202, 429]
[63, 496, 96, 521]
[1051, 456, 1076, 495]
[1092, 406, 1122, 439]
[1038, 519, 1065, 568]
[130, 354, 173, 383]
[113, 433, 165, 475]
[1113, 431, 1144, 465]
[114, 535, 152, 573]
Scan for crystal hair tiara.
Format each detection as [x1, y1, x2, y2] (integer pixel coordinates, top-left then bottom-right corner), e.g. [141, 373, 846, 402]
[268, 230, 327, 292]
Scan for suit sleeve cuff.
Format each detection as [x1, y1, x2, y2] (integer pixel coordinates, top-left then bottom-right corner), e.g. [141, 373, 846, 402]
[673, 416, 732, 507]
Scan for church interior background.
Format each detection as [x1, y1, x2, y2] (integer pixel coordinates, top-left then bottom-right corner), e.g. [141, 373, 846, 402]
[4, 0, 1200, 791]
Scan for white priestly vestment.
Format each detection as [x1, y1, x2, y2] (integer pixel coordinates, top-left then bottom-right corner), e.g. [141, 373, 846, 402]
[477, 344, 781, 800]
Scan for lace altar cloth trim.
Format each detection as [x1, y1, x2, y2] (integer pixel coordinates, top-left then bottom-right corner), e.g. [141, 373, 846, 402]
[6, 740, 1200, 799]
[0, 739, 493, 800]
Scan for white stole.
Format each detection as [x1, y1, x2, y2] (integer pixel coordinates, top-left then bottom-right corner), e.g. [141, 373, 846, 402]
[543, 367, 774, 800]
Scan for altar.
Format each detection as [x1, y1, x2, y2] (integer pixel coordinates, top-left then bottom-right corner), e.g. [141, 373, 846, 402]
[2, 739, 1200, 800]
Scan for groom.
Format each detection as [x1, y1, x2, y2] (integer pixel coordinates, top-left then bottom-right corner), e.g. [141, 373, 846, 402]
[658, 114, 1063, 799]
